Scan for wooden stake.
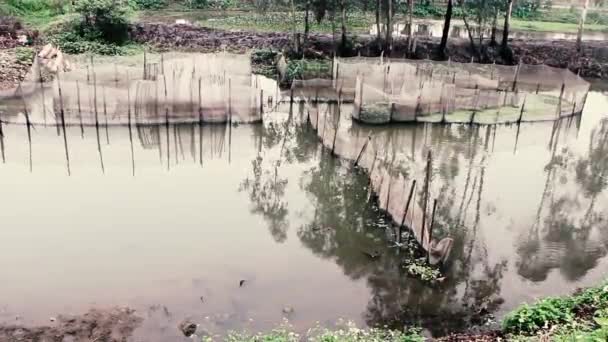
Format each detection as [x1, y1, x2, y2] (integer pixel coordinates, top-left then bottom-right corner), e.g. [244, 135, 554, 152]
[398, 180, 417, 245]
[126, 71, 135, 176]
[427, 199, 438, 263]
[56, 73, 71, 175]
[354, 134, 372, 167]
[556, 82, 565, 118]
[331, 88, 342, 155]
[421, 150, 432, 244]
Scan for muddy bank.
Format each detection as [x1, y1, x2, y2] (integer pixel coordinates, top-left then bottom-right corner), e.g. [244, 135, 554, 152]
[0, 307, 141, 342]
[131, 23, 608, 79]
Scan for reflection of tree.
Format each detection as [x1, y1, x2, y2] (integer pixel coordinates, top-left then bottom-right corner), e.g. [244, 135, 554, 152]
[240, 112, 318, 243]
[516, 119, 608, 282]
[296, 124, 506, 335]
[240, 156, 289, 242]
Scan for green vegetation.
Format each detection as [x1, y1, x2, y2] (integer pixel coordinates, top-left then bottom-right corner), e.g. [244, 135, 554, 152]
[13, 46, 34, 63]
[404, 259, 442, 282]
[503, 282, 608, 340]
[198, 11, 371, 34]
[209, 322, 425, 342]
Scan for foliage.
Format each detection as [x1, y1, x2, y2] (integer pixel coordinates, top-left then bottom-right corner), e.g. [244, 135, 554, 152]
[14, 46, 34, 63]
[0, 0, 68, 27]
[285, 59, 331, 83]
[185, 0, 234, 10]
[50, 29, 140, 55]
[311, 324, 425, 342]
[73, 0, 131, 44]
[218, 321, 425, 342]
[224, 327, 300, 342]
[133, 0, 167, 9]
[513, 0, 543, 19]
[503, 283, 608, 336]
[404, 259, 442, 282]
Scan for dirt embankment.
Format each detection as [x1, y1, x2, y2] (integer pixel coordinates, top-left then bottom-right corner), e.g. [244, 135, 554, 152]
[0, 307, 141, 342]
[0, 16, 35, 90]
[131, 23, 608, 79]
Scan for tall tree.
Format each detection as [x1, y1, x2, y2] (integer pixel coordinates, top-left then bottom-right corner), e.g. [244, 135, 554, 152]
[501, 0, 513, 51]
[339, 0, 347, 52]
[376, 0, 382, 42]
[490, 7, 498, 46]
[577, 0, 590, 52]
[386, 0, 393, 53]
[439, 0, 453, 57]
[407, 0, 414, 55]
[304, 0, 311, 45]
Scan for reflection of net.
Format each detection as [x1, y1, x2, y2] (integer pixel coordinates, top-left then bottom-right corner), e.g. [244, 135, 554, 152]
[1, 52, 271, 125]
[303, 102, 435, 253]
[333, 57, 590, 125]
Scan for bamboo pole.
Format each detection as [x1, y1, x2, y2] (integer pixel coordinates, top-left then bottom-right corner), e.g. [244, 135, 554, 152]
[198, 77, 203, 166]
[102, 87, 109, 144]
[354, 134, 372, 167]
[126, 72, 135, 176]
[56, 73, 71, 175]
[427, 199, 438, 263]
[331, 88, 342, 155]
[18, 83, 33, 172]
[421, 150, 432, 248]
[398, 179, 417, 245]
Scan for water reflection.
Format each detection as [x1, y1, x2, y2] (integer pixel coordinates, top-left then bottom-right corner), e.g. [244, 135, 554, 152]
[0, 91, 606, 339]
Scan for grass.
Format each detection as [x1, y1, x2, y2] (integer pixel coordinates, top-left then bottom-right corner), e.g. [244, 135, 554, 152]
[503, 282, 608, 340]
[196, 10, 373, 34]
[511, 19, 608, 34]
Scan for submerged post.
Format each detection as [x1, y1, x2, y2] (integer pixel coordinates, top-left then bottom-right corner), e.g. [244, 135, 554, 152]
[354, 134, 372, 167]
[512, 60, 521, 92]
[331, 88, 342, 155]
[398, 180, 417, 245]
[517, 95, 527, 124]
[427, 199, 438, 263]
[421, 150, 432, 245]
[56, 73, 71, 175]
[556, 82, 566, 118]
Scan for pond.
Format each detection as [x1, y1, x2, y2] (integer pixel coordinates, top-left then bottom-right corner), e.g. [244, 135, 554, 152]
[0, 67, 607, 340]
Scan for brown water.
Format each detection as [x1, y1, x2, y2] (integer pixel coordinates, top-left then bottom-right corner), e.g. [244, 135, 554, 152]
[0, 86, 607, 340]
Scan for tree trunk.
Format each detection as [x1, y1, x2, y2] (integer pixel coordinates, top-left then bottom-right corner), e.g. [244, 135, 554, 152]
[458, 0, 479, 60]
[304, 0, 310, 45]
[376, 0, 382, 42]
[577, 0, 590, 52]
[501, 0, 513, 51]
[291, 0, 297, 52]
[490, 9, 498, 46]
[340, 0, 347, 53]
[439, 0, 453, 57]
[407, 0, 414, 55]
[386, 0, 393, 53]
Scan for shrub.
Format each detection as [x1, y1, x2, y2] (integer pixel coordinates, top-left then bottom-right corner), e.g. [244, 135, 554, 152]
[185, 0, 233, 9]
[73, 0, 130, 44]
[133, 0, 166, 9]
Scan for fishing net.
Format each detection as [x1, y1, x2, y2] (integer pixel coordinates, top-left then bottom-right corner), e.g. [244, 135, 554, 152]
[333, 57, 590, 125]
[0, 51, 275, 125]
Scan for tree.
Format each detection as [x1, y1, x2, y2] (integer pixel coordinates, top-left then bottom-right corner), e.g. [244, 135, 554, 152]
[385, 0, 393, 53]
[406, 0, 414, 55]
[439, 0, 453, 58]
[501, 0, 513, 51]
[577, 0, 590, 52]
[74, 0, 130, 44]
[338, 0, 347, 52]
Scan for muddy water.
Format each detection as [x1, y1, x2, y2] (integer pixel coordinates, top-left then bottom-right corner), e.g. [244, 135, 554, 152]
[0, 86, 607, 340]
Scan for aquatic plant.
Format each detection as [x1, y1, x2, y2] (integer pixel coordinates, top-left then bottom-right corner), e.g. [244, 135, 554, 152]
[404, 259, 442, 282]
[215, 321, 424, 342]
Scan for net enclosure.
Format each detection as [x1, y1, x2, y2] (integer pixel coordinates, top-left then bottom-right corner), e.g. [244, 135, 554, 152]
[331, 56, 590, 125]
[0, 51, 275, 126]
